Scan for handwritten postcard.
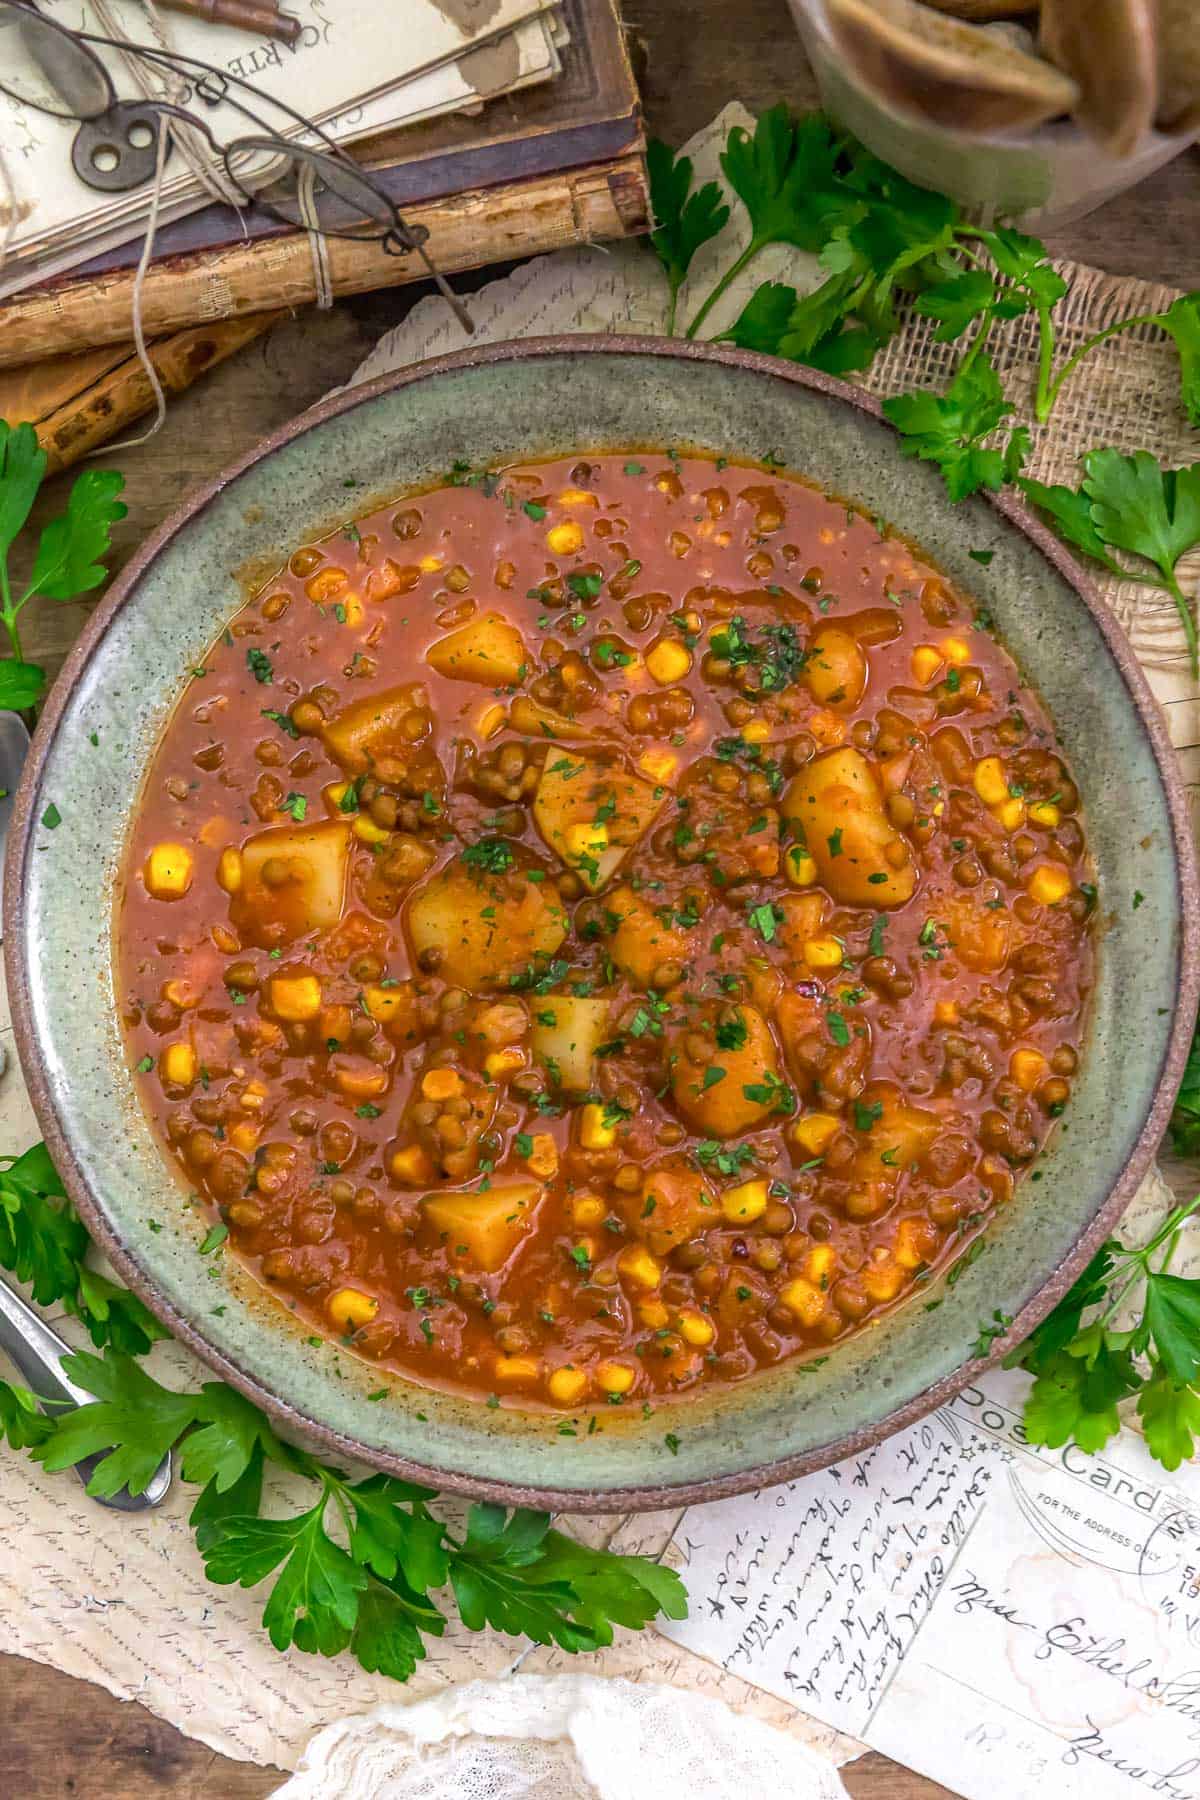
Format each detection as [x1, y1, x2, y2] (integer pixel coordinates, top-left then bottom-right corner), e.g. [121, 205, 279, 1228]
[647, 1366, 1200, 1800]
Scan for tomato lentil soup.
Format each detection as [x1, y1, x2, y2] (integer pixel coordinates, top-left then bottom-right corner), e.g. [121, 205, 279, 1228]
[118, 452, 1093, 1410]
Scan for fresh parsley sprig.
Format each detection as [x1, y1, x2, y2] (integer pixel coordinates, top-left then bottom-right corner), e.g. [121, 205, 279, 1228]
[1022, 452, 1200, 672]
[0, 1139, 687, 1681]
[1004, 1195, 1200, 1469]
[0, 421, 126, 714]
[646, 140, 729, 336]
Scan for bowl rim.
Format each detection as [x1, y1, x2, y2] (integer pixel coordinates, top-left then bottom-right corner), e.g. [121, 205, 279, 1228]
[6, 332, 1199, 1511]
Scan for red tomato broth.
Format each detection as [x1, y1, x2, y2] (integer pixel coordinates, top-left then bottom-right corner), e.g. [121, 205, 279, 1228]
[117, 452, 1093, 1412]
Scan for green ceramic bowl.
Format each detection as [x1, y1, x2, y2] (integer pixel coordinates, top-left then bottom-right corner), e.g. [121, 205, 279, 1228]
[6, 338, 1197, 1510]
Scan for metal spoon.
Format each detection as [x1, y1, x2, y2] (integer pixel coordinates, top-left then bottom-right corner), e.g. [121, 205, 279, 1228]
[0, 1275, 172, 1510]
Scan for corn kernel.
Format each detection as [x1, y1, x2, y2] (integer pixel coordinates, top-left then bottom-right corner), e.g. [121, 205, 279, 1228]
[361, 985, 402, 1024]
[804, 1244, 838, 1287]
[638, 1299, 670, 1329]
[677, 1308, 715, 1346]
[933, 999, 959, 1027]
[740, 719, 770, 744]
[328, 1287, 378, 1330]
[229, 1121, 260, 1153]
[1029, 800, 1061, 827]
[973, 756, 1009, 808]
[422, 1068, 463, 1102]
[894, 1218, 936, 1270]
[644, 638, 693, 685]
[556, 487, 599, 508]
[484, 1046, 526, 1081]
[571, 1193, 606, 1227]
[1028, 863, 1072, 906]
[239, 1080, 267, 1110]
[911, 645, 943, 686]
[494, 1355, 540, 1384]
[862, 1257, 905, 1303]
[721, 1179, 768, 1224]
[791, 1112, 840, 1157]
[418, 554, 443, 574]
[547, 1365, 588, 1406]
[638, 746, 679, 785]
[803, 936, 844, 971]
[579, 1103, 617, 1150]
[270, 974, 322, 1021]
[940, 636, 971, 665]
[475, 701, 507, 740]
[786, 845, 817, 887]
[160, 1041, 196, 1088]
[1011, 1047, 1049, 1092]
[353, 814, 391, 845]
[144, 842, 193, 900]
[618, 1245, 662, 1290]
[216, 847, 243, 894]
[389, 1143, 434, 1186]
[595, 1360, 636, 1395]
[546, 521, 584, 557]
[780, 1277, 825, 1327]
[995, 797, 1027, 832]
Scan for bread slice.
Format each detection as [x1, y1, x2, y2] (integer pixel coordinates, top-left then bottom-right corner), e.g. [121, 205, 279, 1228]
[826, 0, 1079, 134]
[1039, 0, 1158, 156]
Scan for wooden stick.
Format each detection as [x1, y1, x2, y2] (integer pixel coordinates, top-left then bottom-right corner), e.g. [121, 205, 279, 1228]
[0, 156, 649, 370]
[0, 312, 283, 473]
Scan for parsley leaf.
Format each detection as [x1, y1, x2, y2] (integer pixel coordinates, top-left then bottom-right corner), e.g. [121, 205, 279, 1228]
[1171, 1021, 1200, 1157]
[37, 1351, 200, 1498]
[646, 139, 730, 335]
[28, 468, 127, 601]
[1081, 450, 1200, 673]
[883, 354, 1029, 501]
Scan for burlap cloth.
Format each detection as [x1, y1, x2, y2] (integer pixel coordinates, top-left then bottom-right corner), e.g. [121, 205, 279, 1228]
[0, 107, 1195, 1778]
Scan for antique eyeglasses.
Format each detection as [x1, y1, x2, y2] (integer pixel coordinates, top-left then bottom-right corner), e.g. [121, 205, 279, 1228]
[0, 0, 474, 330]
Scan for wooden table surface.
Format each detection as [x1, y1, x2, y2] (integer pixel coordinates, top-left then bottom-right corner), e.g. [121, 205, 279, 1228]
[1, 2, 1197, 1794]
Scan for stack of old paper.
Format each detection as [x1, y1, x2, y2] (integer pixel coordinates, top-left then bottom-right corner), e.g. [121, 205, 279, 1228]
[0, 0, 568, 298]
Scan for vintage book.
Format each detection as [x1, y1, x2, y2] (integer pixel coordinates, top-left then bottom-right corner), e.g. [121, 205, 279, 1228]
[0, 0, 564, 296]
[0, 0, 644, 370]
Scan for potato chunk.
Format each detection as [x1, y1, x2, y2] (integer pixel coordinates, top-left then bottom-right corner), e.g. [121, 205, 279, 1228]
[322, 682, 430, 777]
[232, 820, 351, 946]
[421, 1182, 539, 1273]
[426, 612, 527, 686]
[608, 885, 693, 989]
[852, 1082, 940, 1181]
[533, 754, 666, 893]
[933, 889, 1012, 973]
[405, 853, 566, 990]
[782, 746, 915, 908]
[630, 1163, 715, 1257]
[805, 624, 867, 707]
[669, 1004, 785, 1139]
[531, 995, 613, 1092]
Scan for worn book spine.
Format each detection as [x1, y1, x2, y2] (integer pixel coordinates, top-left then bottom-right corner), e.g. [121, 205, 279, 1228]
[0, 156, 649, 372]
[0, 314, 284, 473]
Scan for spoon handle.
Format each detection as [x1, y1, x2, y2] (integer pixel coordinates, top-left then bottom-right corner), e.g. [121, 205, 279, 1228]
[0, 1276, 172, 1510]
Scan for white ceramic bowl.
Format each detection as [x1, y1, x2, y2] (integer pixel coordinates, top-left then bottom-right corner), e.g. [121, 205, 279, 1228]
[787, 0, 1198, 228]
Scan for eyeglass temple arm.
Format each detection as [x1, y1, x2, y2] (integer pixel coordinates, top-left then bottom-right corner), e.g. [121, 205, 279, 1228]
[387, 228, 475, 335]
